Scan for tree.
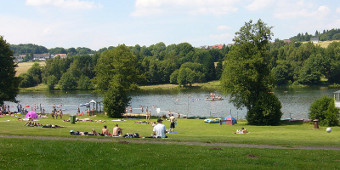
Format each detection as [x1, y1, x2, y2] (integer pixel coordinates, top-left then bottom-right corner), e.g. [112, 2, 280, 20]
[58, 72, 77, 90]
[221, 19, 282, 125]
[0, 36, 19, 105]
[103, 85, 130, 118]
[46, 75, 58, 90]
[309, 96, 339, 126]
[77, 75, 93, 90]
[93, 45, 140, 117]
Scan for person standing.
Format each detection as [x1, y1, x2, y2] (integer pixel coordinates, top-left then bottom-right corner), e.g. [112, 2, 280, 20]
[153, 119, 167, 138]
[169, 115, 176, 132]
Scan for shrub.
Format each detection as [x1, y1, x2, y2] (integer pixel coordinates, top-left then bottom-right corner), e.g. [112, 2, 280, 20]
[246, 92, 283, 125]
[104, 86, 130, 118]
[46, 75, 58, 90]
[309, 96, 339, 126]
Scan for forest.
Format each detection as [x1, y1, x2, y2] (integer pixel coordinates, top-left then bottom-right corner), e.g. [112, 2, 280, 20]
[12, 39, 340, 90]
[290, 28, 340, 42]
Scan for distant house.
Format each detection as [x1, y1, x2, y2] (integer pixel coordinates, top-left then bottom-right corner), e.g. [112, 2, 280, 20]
[334, 90, 340, 109]
[33, 53, 50, 61]
[310, 37, 319, 43]
[52, 54, 67, 59]
[13, 54, 26, 62]
[283, 39, 291, 43]
[211, 44, 223, 50]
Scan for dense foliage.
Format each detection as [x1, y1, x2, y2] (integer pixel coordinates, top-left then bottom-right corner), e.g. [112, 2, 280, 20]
[221, 19, 282, 125]
[19, 63, 42, 88]
[0, 36, 19, 105]
[93, 45, 140, 117]
[309, 96, 339, 126]
[290, 28, 340, 42]
[10, 44, 48, 55]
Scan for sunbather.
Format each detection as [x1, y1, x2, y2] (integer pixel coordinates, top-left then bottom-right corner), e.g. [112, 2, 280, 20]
[112, 124, 123, 136]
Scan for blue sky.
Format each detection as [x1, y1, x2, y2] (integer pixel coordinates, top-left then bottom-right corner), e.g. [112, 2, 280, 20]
[1, 0, 340, 50]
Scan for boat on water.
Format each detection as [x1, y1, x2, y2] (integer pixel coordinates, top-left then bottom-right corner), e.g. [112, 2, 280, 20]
[205, 93, 223, 101]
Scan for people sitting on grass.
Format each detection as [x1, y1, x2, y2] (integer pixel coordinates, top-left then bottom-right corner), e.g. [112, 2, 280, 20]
[112, 124, 123, 136]
[101, 125, 111, 136]
[92, 129, 99, 136]
[235, 127, 248, 134]
[152, 118, 168, 138]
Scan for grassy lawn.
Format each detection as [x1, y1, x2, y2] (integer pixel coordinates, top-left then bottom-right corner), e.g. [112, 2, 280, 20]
[1, 114, 339, 147]
[16, 62, 46, 77]
[1, 114, 340, 169]
[0, 137, 339, 169]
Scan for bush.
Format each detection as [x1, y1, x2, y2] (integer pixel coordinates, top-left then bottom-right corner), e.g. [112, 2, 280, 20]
[246, 92, 283, 125]
[104, 86, 130, 118]
[19, 73, 35, 88]
[46, 75, 58, 90]
[309, 96, 339, 126]
[77, 75, 93, 90]
[58, 72, 77, 90]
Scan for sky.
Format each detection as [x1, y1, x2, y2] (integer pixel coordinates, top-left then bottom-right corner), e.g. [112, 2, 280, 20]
[1, 0, 340, 50]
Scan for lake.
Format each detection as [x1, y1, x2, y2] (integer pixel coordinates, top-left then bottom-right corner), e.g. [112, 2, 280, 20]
[4, 87, 339, 119]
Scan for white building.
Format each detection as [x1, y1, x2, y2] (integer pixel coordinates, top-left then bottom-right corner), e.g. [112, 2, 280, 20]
[334, 90, 340, 109]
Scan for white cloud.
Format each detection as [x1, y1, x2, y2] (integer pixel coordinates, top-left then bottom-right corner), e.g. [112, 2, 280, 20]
[217, 25, 231, 31]
[131, 0, 239, 17]
[209, 33, 233, 41]
[273, 1, 330, 19]
[336, 7, 340, 13]
[246, 0, 274, 11]
[25, 0, 102, 9]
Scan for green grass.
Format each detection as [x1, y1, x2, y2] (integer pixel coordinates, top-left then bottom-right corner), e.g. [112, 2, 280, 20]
[0, 137, 339, 170]
[1, 114, 340, 147]
[19, 83, 49, 92]
[1, 114, 340, 169]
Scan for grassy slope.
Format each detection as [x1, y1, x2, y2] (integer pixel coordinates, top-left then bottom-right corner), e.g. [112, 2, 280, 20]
[15, 62, 46, 77]
[0, 137, 339, 169]
[1, 114, 339, 147]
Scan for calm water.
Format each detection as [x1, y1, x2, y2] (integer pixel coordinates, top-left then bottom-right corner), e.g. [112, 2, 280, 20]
[4, 87, 338, 119]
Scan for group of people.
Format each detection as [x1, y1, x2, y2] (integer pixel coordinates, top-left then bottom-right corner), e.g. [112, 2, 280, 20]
[51, 105, 63, 119]
[235, 127, 248, 134]
[24, 121, 64, 128]
[100, 124, 124, 136]
[70, 118, 174, 139]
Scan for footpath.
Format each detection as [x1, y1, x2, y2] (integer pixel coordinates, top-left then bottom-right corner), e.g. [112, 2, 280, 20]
[1, 134, 340, 151]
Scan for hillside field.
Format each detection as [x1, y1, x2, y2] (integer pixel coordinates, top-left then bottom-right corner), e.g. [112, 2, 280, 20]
[15, 62, 45, 76]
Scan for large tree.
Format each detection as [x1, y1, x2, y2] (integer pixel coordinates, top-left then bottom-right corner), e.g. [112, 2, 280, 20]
[0, 36, 19, 105]
[93, 45, 140, 117]
[221, 20, 282, 125]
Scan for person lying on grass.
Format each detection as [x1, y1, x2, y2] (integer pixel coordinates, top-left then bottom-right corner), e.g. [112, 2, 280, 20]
[235, 127, 248, 134]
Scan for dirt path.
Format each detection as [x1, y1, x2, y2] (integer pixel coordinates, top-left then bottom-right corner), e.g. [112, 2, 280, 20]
[1, 135, 340, 151]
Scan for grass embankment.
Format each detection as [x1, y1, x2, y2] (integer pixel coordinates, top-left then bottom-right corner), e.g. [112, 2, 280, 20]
[1, 114, 339, 169]
[1, 114, 339, 147]
[139, 81, 221, 91]
[0, 138, 339, 169]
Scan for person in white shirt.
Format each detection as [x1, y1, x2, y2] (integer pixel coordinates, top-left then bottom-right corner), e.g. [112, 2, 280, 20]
[153, 118, 167, 138]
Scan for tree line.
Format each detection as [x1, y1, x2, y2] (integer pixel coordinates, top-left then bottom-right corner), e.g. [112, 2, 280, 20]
[290, 28, 340, 42]
[17, 38, 340, 90]
[18, 42, 230, 90]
